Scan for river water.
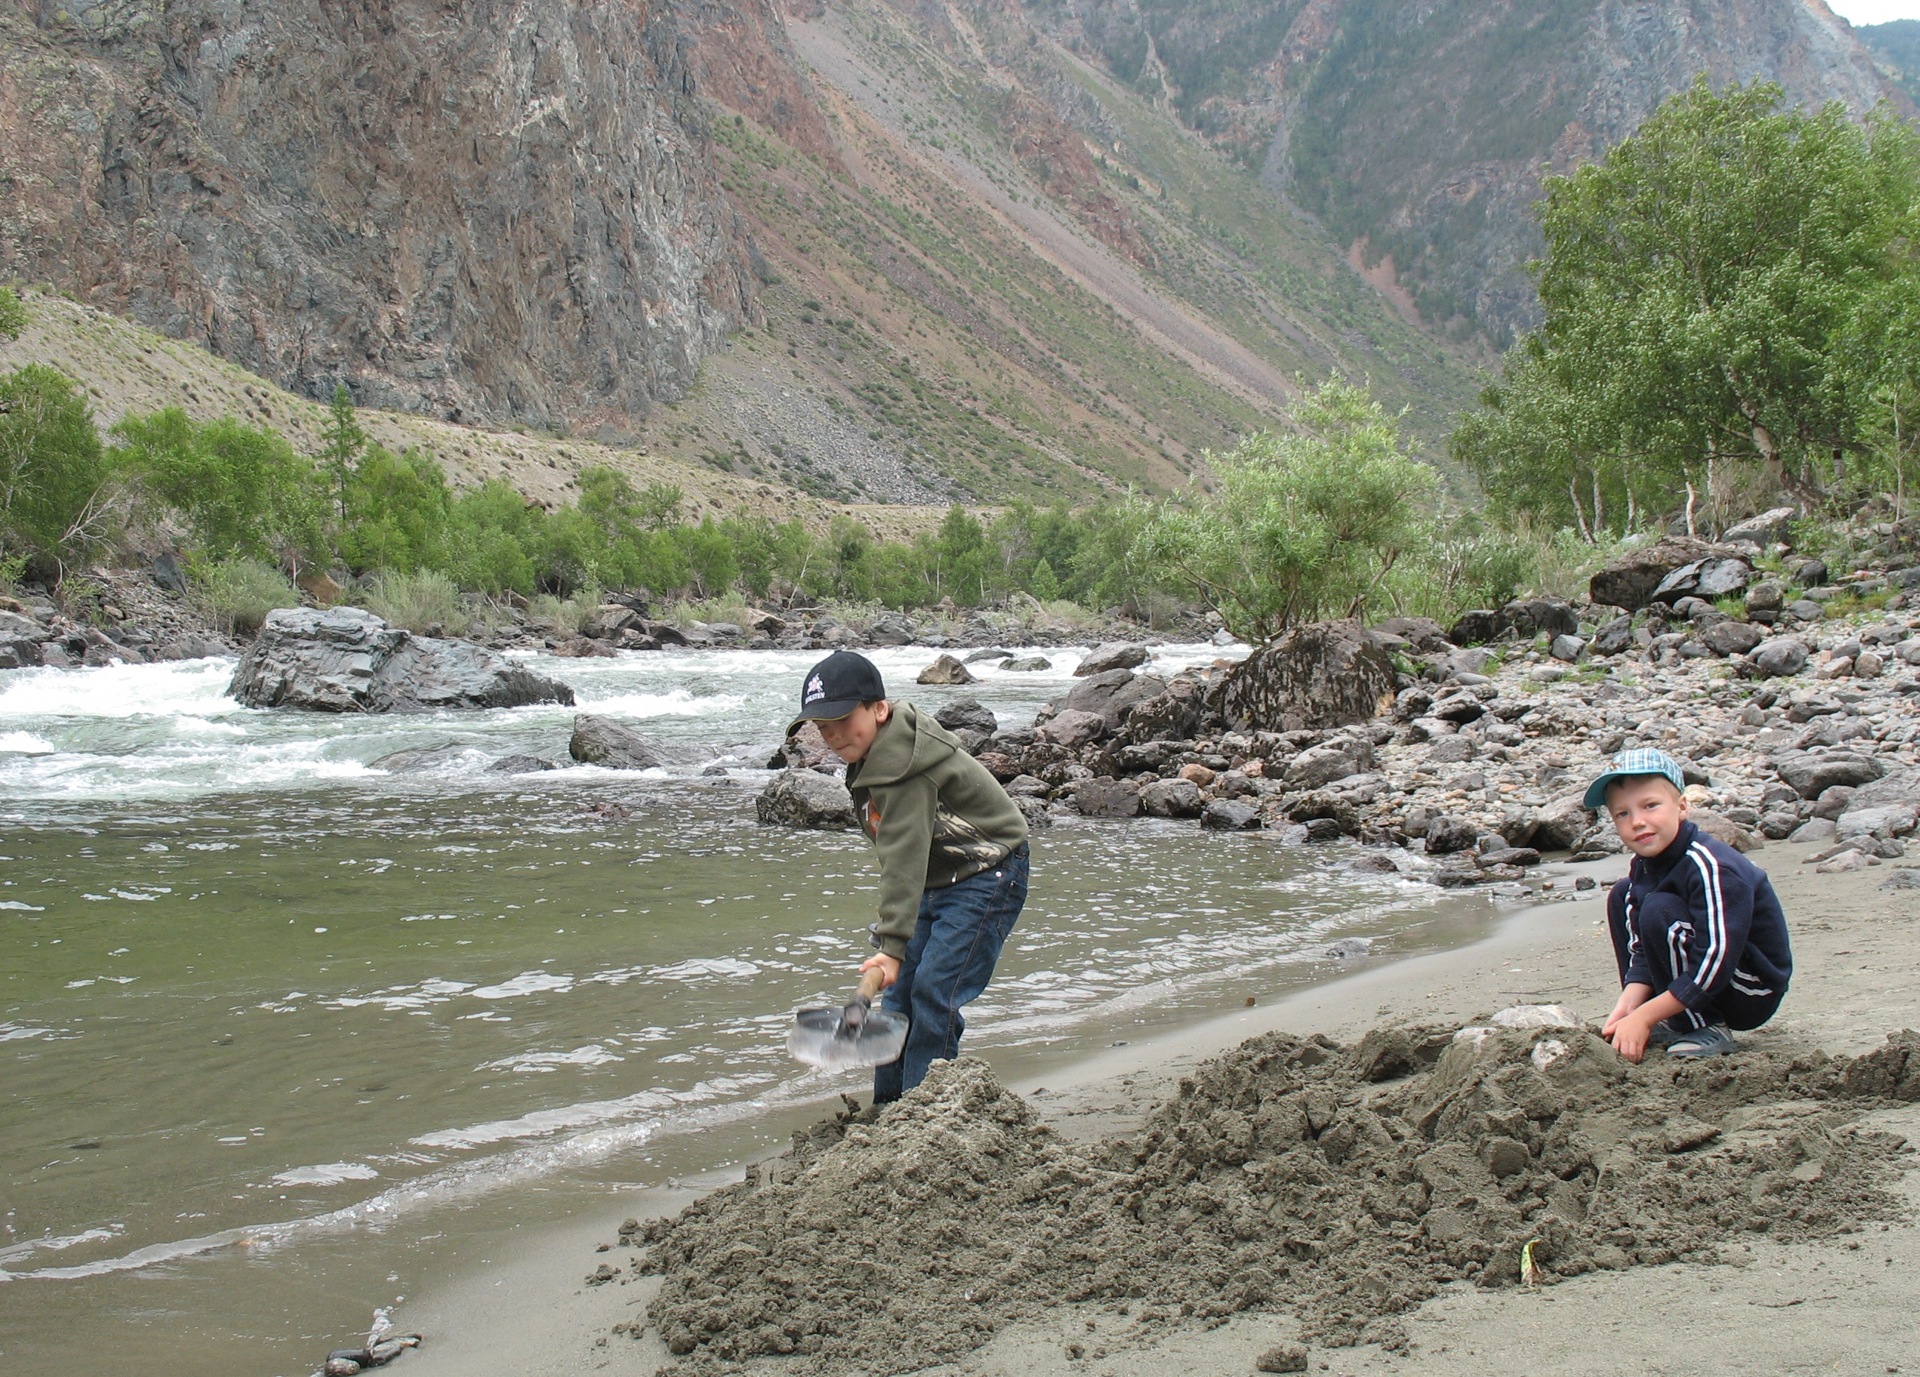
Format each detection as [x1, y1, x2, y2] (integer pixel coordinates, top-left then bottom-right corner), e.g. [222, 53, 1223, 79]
[0, 643, 1497, 1374]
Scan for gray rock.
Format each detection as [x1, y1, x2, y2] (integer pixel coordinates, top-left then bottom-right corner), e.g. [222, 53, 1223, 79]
[1772, 749, 1886, 799]
[228, 607, 574, 712]
[1284, 739, 1373, 790]
[1524, 792, 1594, 852]
[1139, 778, 1205, 818]
[934, 698, 998, 737]
[1447, 609, 1504, 645]
[1001, 656, 1052, 672]
[1720, 507, 1797, 545]
[489, 753, 558, 773]
[1072, 776, 1142, 818]
[1075, 641, 1150, 675]
[369, 742, 467, 773]
[570, 714, 668, 769]
[916, 654, 976, 685]
[1376, 616, 1450, 652]
[754, 769, 857, 830]
[1590, 615, 1633, 656]
[1503, 597, 1579, 639]
[0, 632, 43, 669]
[1220, 619, 1395, 733]
[1062, 668, 1165, 729]
[963, 647, 1012, 664]
[1840, 770, 1920, 812]
[1787, 818, 1838, 844]
[1549, 633, 1586, 663]
[1199, 798, 1262, 831]
[1881, 869, 1920, 891]
[1744, 580, 1786, 614]
[1424, 815, 1479, 854]
[1749, 637, 1810, 678]
[1699, 620, 1765, 656]
[1651, 556, 1752, 603]
[1325, 937, 1373, 959]
[1036, 708, 1107, 749]
[1589, 536, 1725, 611]
[1837, 805, 1919, 840]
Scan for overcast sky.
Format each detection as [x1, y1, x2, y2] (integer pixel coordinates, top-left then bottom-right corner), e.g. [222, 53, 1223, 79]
[1832, 1, 1920, 24]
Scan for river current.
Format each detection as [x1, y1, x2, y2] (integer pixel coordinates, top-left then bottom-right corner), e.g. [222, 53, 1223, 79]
[0, 642, 1497, 1374]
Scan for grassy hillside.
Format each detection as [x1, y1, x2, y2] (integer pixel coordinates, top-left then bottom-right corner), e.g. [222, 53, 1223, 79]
[0, 290, 944, 541]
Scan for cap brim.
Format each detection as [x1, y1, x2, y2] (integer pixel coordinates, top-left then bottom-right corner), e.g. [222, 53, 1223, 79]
[787, 700, 861, 735]
[1583, 773, 1621, 810]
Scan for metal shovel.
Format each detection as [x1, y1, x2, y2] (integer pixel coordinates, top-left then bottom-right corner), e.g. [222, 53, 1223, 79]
[787, 966, 908, 1070]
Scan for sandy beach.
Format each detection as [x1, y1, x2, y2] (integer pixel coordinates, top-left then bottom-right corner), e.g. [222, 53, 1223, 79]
[391, 839, 1920, 1376]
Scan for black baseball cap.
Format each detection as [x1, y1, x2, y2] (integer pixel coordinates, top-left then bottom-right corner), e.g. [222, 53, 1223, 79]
[788, 650, 886, 732]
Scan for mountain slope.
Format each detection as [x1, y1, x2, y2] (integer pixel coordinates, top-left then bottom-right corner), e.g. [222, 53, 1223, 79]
[1, 0, 1477, 505]
[1030, 0, 1905, 345]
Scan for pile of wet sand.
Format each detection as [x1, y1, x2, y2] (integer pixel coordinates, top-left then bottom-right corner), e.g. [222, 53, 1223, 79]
[628, 1024, 1920, 1373]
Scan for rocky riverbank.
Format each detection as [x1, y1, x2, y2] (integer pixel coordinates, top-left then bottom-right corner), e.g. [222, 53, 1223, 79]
[756, 532, 1920, 893]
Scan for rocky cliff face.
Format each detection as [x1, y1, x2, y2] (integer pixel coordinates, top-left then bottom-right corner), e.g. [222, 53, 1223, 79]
[1030, 0, 1905, 345]
[0, 0, 758, 435]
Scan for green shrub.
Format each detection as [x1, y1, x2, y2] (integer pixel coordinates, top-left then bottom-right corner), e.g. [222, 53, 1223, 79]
[1134, 380, 1437, 643]
[0, 287, 27, 341]
[339, 444, 450, 574]
[196, 557, 300, 636]
[116, 409, 328, 565]
[0, 364, 125, 581]
[527, 584, 601, 634]
[362, 568, 470, 635]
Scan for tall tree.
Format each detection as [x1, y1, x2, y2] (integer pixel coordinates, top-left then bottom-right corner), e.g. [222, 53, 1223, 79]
[1455, 80, 1920, 534]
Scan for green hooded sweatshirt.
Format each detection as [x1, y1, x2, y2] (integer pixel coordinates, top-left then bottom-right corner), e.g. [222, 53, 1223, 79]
[845, 701, 1029, 959]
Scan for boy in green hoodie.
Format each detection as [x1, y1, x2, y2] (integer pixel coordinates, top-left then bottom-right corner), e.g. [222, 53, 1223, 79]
[790, 650, 1030, 1103]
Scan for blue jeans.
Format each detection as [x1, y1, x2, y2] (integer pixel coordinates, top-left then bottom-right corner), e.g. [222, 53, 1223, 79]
[872, 845, 1028, 1104]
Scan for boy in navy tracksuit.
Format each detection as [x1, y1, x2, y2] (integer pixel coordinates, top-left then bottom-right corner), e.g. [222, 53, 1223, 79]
[1589, 748, 1792, 1062]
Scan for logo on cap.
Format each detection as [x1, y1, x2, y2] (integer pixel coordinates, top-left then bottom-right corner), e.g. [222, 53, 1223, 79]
[804, 674, 825, 705]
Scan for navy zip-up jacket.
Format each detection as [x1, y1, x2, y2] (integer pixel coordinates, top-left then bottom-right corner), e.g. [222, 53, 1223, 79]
[1610, 820, 1793, 1011]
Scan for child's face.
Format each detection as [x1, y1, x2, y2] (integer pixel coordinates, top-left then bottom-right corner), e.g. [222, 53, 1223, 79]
[816, 700, 890, 764]
[1606, 776, 1689, 858]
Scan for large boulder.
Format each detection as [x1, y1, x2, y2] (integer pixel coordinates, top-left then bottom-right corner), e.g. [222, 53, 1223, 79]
[1139, 778, 1205, 818]
[916, 654, 976, 685]
[1219, 620, 1395, 733]
[1072, 776, 1142, 818]
[754, 769, 857, 829]
[1650, 556, 1753, 604]
[1062, 669, 1165, 729]
[1588, 536, 1724, 612]
[1772, 749, 1887, 799]
[1699, 621, 1766, 657]
[228, 607, 574, 712]
[1075, 642, 1150, 675]
[0, 610, 45, 669]
[934, 699, 998, 737]
[570, 714, 668, 769]
[1749, 637, 1810, 678]
[1502, 597, 1579, 640]
[1036, 708, 1107, 749]
[1124, 675, 1210, 742]
[769, 721, 839, 770]
[1721, 507, 1799, 545]
[1284, 739, 1374, 791]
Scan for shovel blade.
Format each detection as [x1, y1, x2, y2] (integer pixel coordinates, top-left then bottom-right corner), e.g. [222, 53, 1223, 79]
[787, 1006, 908, 1070]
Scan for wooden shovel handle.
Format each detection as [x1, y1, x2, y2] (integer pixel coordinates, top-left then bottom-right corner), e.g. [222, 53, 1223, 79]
[855, 964, 887, 1004]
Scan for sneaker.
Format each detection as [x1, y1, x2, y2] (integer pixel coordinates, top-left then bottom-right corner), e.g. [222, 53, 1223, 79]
[1648, 1020, 1684, 1049]
[1666, 1023, 1738, 1058]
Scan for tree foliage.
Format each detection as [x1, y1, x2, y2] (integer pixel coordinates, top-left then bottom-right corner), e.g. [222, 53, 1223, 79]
[1135, 380, 1438, 643]
[0, 287, 27, 342]
[1454, 80, 1920, 536]
[0, 366, 123, 579]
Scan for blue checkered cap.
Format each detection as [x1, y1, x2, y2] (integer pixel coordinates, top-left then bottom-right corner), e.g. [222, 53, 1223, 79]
[1584, 747, 1687, 810]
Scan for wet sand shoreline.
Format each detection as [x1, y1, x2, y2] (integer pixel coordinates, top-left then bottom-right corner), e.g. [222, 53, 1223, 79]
[392, 840, 1920, 1376]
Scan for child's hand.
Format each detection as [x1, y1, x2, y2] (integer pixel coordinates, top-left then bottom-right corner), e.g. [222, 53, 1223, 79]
[1607, 1012, 1652, 1064]
[859, 952, 901, 989]
[1601, 984, 1651, 1040]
